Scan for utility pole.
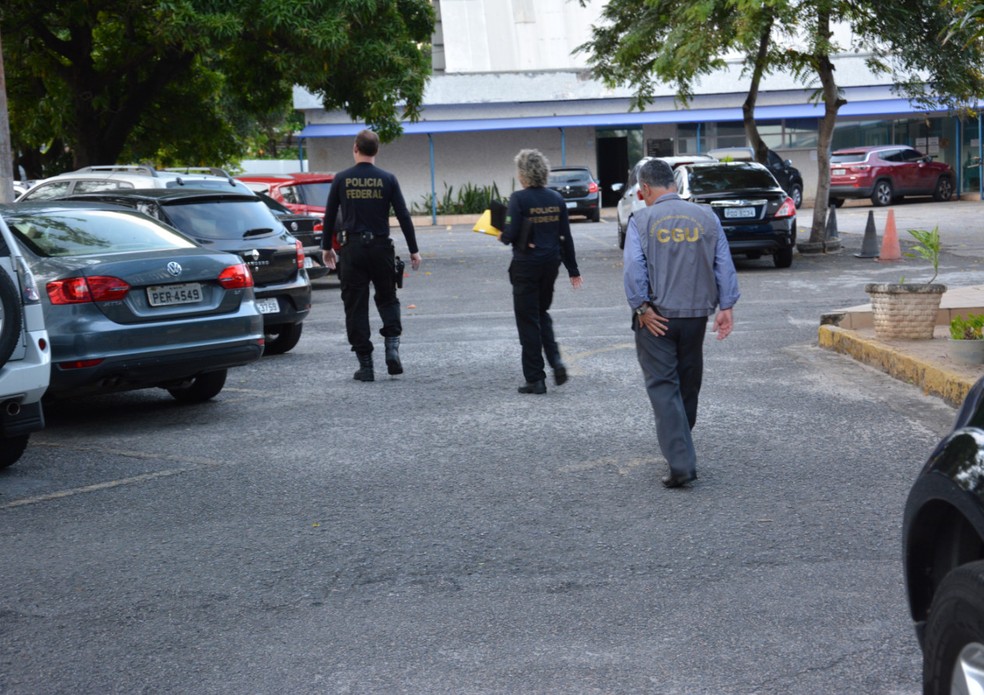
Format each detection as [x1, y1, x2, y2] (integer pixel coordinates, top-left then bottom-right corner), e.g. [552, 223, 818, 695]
[0, 31, 14, 204]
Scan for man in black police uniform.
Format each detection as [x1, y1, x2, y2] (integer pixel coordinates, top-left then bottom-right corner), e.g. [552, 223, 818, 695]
[322, 129, 422, 381]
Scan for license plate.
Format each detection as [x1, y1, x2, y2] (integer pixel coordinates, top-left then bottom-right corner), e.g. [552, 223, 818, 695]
[303, 256, 314, 268]
[255, 297, 280, 314]
[832, 168, 846, 176]
[724, 207, 756, 219]
[566, 201, 576, 209]
[146, 282, 203, 307]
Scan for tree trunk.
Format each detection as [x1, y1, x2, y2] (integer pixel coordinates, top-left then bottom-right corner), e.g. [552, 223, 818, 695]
[0, 32, 14, 203]
[807, 11, 846, 247]
[743, 18, 773, 166]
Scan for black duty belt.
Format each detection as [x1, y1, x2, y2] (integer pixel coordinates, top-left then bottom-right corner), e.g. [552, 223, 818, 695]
[338, 230, 390, 248]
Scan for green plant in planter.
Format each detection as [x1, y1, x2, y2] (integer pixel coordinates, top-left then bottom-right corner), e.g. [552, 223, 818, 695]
[904, 226, 942, 284]
[950, 313, 984, 340]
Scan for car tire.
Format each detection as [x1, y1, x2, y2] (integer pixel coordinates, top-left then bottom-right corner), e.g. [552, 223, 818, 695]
[617, 221, 626, 250]
[0, 434, 29, 469]
[829, 198, 845, 208]
[922, 560, 984, 695]
[790, 184, 803, 209]
[773, 247, 793, 269]
[0, 265, 24, 369]
[264, 322, 303, 355]
[591, 207, 601, 223]
[934, 176, 955, 202]
[166, 370, 228, 403]
[871, 180, 893, 207]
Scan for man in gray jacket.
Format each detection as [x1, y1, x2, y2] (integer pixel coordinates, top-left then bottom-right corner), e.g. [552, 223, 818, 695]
[623, 159, 740, 488]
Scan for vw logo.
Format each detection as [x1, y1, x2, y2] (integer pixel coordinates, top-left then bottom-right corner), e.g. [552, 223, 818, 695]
[166, 261, 182, 277]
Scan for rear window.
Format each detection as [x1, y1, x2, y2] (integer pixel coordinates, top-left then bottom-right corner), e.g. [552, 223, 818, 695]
[163, 198, 284, 240]
[294, 182, 332, 206]
[685, 164, 778, 193]
[7, 209, 196, 258]
[548, 170, 592, 185]
[831, 151, 869, 164]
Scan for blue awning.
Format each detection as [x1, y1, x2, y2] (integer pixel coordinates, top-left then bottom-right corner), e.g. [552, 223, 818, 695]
[299, 98, 942, 139]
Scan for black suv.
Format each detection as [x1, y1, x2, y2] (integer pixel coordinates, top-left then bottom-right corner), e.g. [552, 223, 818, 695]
[64, 189, 312, 354]
[904, 376, 984, 694]
[546, 167, 602, 222]
[674, 161, 798, 268]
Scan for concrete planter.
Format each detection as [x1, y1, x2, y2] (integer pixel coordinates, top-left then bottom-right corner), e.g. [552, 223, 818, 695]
[950, 338, 984, 365]
[865, 283, 947, 340]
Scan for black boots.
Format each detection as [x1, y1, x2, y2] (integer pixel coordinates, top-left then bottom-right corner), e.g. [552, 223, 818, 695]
[354, 353, 374, 381]
[384, 336, 403, 375]
[518, 379, 547, 394]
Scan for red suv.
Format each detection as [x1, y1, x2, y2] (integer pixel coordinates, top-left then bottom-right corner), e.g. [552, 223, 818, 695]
[236, 173, 335, 216]
[829, 145, 955, 207]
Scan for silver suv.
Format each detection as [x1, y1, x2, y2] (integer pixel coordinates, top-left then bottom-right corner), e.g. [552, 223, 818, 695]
[0, 213, 50, 468]
[16, 165, 251, 201]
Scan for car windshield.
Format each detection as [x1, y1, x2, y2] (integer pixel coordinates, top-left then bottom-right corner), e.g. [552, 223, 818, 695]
[686, 165, 777, 193]
[831, 152, 868, 163]
[548, 171, 590, 185]
[295, 182, 332, 206]
[163, 198, 283, 240]
[6, 209, 196, 258]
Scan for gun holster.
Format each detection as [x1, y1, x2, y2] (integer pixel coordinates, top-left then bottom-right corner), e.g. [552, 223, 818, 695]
[394, 257, 406, 288]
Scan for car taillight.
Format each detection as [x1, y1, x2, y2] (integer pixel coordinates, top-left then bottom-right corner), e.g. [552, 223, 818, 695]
[313, 222, 323, 232]
[295, 239, 305, 269]
[218, 263, 254, 289]
[47, 276, 130, 304]
[774, 197, 797, 219]
[588, 181, 599, 194]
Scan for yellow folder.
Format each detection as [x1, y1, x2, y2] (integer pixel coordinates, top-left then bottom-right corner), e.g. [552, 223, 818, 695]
[472, 209, 501, 236]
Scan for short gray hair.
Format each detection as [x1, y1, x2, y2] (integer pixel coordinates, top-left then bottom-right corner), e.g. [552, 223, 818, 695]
[515, 149, 550, 188]
[638, 158, 675, 190]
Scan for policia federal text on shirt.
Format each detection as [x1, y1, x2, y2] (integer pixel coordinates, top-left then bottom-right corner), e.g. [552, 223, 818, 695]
[322, 129, 422, 382]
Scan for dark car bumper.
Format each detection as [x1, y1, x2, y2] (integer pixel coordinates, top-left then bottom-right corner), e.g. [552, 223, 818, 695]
[723, 221, 796, 254]
[254, 272, 312, 327]
[558, 194, 601, 218]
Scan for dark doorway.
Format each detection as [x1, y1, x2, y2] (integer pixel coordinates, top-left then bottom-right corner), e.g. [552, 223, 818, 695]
[597, 136, 629, 207]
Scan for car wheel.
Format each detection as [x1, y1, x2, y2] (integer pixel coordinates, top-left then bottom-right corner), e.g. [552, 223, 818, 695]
[591, 207, 601, 223]
[871, 180, 893, 207]
[829, 198, 845, 208]
[923, 560, 984, 695]
[0, 434, 29, 469]
[790, 184, 803, 209]
[773, 247, 793, 268]
[264, 322, 303, 355]
[166, 370, 228, 403]
[0, 266, 24, 369]
[934, 176, 955, 202]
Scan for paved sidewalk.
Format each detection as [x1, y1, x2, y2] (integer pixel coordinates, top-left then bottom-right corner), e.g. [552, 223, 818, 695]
[820, 285, 984, 407]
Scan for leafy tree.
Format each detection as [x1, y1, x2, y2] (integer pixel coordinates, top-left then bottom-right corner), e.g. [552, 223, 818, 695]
[579, 0, 984, 247]
[1, 0, 434, 177]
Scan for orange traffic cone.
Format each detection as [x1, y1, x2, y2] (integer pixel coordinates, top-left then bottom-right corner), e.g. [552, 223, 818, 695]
[878, 209, 901, 261]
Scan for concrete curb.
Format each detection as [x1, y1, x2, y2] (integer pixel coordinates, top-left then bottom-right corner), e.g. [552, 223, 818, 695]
[818, 324, 977, 407]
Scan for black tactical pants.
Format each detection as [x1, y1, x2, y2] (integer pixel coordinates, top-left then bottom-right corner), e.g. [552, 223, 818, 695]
[339, 237, 401, 356]
[509, 258, 562, 383]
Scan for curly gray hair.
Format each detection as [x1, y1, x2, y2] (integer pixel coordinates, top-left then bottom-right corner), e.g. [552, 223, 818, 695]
[515, 149, 550, 188]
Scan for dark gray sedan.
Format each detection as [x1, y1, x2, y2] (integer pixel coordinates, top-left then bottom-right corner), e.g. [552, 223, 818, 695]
[2, 202, 264, 402]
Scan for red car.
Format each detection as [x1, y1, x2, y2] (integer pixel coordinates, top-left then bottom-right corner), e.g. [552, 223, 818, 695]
[829, 145, 955, 207]
[237, 173, 340, 258]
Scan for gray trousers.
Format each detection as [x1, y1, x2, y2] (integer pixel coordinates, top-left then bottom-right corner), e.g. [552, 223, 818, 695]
[634, 316, 708, 478]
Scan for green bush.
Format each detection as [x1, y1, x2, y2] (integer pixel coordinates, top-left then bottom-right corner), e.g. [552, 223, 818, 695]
[951, 313, 984, 340]
[412, 182, 508, 215]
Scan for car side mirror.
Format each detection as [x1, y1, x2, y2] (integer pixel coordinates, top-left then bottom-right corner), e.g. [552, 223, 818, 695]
[611, 183, 624, 193]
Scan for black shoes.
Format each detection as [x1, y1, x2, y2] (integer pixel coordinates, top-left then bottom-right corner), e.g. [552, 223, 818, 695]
[353, 354, 374, 382]
[518, 379, 547, 394]
[662, 473, 697, 489]
[553, 365, 568, 386]
[384, 336, 403, 375]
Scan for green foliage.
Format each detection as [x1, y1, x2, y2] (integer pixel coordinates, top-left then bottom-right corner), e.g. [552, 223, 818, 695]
[2, 0, 435, 176]
[905, 227, 943, 284]
[950, 313, 984, 340]
[411, 182, 506, 216]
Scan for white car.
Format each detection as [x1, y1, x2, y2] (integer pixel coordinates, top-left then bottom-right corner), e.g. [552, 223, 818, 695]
[611, 155, 715, 248]
[0, 209, 50, 468]
[16, 165, 252, 201]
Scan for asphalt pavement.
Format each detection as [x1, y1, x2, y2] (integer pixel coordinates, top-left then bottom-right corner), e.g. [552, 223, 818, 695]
[1, 202, 980, 693]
